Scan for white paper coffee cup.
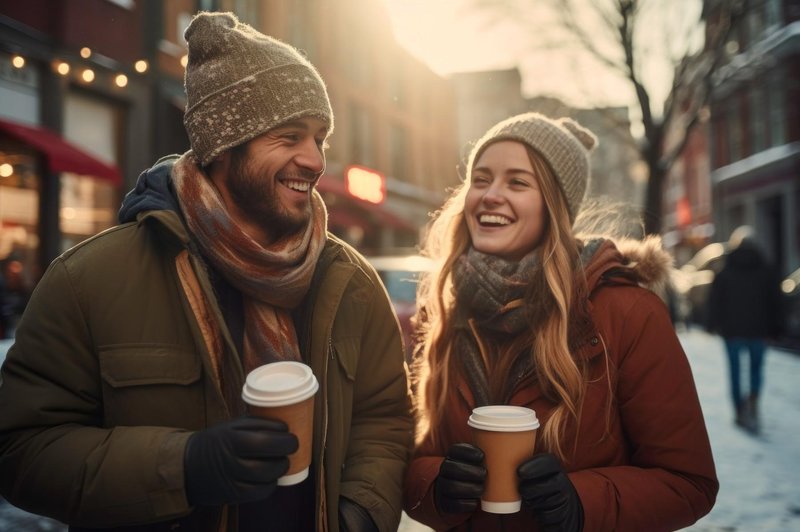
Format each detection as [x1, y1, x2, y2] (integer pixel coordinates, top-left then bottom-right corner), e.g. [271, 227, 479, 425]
[242, 361, 319, 486]
[468, 405, 540, 513]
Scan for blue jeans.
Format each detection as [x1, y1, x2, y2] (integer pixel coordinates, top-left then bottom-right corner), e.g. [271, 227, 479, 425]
[723, 337, 766, 410]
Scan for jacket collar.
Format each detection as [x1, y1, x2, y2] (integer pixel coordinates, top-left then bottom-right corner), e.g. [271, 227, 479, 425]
[583, 236, 674, 294]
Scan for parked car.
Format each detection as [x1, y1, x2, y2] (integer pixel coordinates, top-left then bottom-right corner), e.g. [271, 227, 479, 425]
[0, 338, 13, 384]
[671, 242, 729, 325]
[366, 254, 433, 360]
[778, 267, 800, 350]
[672, 242, 799, 349]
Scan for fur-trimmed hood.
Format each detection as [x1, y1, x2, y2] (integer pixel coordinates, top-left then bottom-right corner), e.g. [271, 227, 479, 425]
[583, 235, 674, 297]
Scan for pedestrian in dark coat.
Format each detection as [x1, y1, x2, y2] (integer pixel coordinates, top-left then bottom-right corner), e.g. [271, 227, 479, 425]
[708, 226, 782, 431]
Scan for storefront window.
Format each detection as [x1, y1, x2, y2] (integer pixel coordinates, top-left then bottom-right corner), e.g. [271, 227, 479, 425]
[750, 85, 767, 153]
[768, 70, 786, 147]
[59, 173, 116, 251]
[727, 97, 743, 162]
[0, 141, 40, 336]
[61, 91, 121, 250]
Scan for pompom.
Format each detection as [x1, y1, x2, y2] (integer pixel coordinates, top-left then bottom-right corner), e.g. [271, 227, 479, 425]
[559, 118, 598, 151]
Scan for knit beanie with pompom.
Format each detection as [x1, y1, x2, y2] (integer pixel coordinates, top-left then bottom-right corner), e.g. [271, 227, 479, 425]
[182, 11, 333, 166]
[466, 112, 598, 223]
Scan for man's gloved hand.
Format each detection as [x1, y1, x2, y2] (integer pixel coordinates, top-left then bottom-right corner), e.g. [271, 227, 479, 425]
[184, 416, 298, 506]
[339, 497, 378, 532]
[518, 453, 584, 532]
[434, 443, 486, 514]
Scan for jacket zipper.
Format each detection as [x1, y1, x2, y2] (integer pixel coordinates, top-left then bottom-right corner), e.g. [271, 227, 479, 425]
[317, 336, 333, 532]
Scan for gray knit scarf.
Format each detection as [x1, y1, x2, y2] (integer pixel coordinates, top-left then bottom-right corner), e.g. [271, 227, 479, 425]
[453, 247, 543, 405]
[453, 241, 604, 405]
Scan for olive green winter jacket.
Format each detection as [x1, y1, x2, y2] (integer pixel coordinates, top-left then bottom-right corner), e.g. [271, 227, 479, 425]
[0, 207, 413, 531]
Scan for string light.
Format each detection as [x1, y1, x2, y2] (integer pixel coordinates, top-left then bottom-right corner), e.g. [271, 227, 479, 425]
[134, 60, 148, 73]
[56, 61, 70, 75]
[0, 163, 13, 178]
[81, 68, 95, 82]
[180, 54, 188, 68]
[80, 47, 91, 58]
[114, 74, 128, 87]
[11, 55, 25, 68]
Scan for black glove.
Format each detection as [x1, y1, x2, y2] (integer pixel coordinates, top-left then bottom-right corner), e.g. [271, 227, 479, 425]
[434, 443, 486, 515]
[184, 416, 298, 506]
[518, 453, 584, 532]
[339, 497, 378, 532]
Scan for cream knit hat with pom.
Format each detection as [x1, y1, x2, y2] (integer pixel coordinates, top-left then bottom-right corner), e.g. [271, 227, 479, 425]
[466, 112, 598, 222]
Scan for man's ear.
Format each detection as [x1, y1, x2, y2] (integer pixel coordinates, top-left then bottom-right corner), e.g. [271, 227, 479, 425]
[206, 150, 232, 188]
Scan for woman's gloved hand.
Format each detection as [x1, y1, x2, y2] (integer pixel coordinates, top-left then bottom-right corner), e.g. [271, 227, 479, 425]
[518, 453, 584, 532]
[184, 416, 298, 506]
[434, 443, 486, 514]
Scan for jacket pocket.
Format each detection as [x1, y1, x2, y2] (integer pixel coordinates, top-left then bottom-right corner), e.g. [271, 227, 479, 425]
[332, 336, 359, 382]
[328, 336, 359, 472]
[99, 344, 204, 428]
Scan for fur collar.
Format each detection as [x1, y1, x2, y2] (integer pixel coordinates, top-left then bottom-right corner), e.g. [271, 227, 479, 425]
[583, 236, 674, 296]
[615, 235, 674, 293]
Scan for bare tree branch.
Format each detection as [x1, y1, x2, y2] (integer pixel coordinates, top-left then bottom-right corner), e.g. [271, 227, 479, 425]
[555, 1, 629, 75]
[470, 0, 747, 234]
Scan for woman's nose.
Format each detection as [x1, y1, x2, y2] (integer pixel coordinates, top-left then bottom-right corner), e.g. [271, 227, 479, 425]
[481, 183, 504, 206]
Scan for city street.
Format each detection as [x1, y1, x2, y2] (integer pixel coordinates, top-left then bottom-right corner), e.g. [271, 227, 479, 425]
[2, 328, 800, 531]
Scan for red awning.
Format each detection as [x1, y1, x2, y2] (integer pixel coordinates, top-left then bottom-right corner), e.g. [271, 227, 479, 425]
[0, 118, 123, 186]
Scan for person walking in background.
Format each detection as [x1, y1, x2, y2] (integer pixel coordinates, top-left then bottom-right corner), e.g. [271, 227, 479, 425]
[0, 12, 412, 532]
[403, 112, 718, 531]
[0, 253, 31, 339]
[707, 226, 782, 433]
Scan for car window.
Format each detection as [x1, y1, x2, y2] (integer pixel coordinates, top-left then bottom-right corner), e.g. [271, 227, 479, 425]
[378, 270, 421, 303]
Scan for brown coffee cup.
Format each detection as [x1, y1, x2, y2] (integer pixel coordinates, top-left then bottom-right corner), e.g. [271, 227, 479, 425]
[468, 405, 540, 514]
[241, 361, 319, 486]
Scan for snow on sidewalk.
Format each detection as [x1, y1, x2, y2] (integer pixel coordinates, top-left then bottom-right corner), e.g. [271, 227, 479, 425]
[680, 328, 800, 531]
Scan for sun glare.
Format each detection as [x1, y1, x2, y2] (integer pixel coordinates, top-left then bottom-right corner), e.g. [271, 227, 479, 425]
[381, 0, 522, 76]
[381, 0, 685, 112]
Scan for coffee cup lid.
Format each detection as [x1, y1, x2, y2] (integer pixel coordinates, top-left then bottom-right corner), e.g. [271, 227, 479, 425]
[242, 361, 319, 407]
[467, 405, 540, 432]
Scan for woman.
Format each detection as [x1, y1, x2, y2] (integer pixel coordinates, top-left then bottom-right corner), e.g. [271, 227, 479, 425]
[403, 113, 717, 531]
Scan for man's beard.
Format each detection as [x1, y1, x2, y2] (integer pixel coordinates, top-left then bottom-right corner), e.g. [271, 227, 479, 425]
[227, 150, 315, 239]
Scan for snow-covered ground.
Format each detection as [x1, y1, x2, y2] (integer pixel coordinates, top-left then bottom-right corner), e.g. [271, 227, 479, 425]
[679, 328, 800, 531]
[3, 329, 799, 530]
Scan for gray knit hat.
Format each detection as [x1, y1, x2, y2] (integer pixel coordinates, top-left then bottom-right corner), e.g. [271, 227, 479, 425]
[466, 112, 597, 222]
[183, 12, 334, 166]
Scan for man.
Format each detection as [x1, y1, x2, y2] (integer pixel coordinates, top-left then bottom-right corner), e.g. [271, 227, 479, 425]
[0, 12, 412, 532]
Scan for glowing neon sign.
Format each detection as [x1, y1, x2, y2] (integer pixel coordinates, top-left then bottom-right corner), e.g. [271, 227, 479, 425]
[346, 165, 385, 204]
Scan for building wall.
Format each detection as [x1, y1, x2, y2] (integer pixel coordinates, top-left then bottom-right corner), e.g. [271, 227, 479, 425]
[247, 0, 461, 252]
[450, 69, 528, 166]
[705, 0, 800, 275]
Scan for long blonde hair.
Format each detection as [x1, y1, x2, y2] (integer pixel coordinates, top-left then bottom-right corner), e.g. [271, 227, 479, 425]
[413, 143, 588, 460]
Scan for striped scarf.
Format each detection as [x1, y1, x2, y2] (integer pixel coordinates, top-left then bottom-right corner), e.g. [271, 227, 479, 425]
[172, 151, 326, 372]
